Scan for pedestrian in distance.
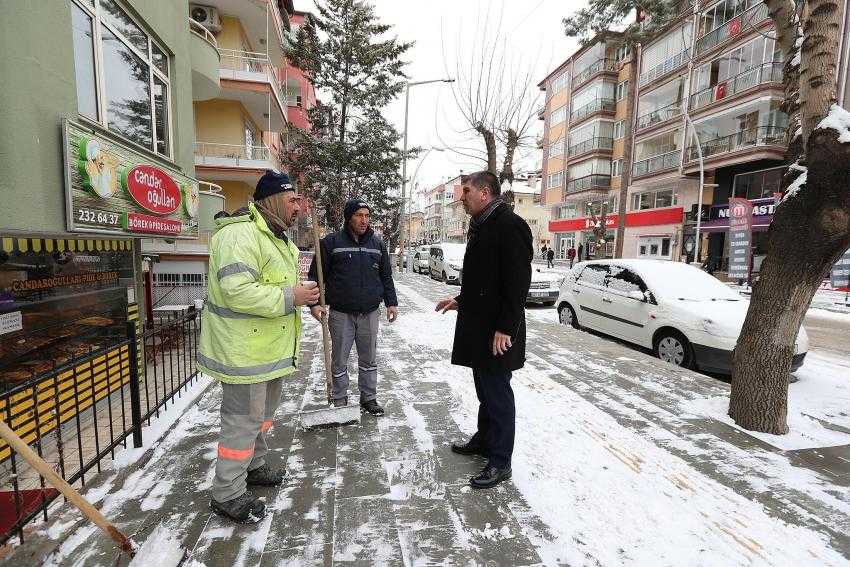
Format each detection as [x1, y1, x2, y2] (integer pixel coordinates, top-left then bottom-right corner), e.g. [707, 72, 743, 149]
[578, 243, 584, 262]
[547, 247, 555, 268]
[309, 198, 398, 416]
[435, 171, 533, 489]
[567, 246, 576, 269]
[199, 170, 321, 523]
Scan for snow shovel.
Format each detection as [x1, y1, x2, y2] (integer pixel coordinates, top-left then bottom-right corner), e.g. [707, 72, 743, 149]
[0, 419, 187, 566]
[299, 211, 361, 429]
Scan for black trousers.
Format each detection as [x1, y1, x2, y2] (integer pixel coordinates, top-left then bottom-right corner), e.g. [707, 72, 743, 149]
[469, 367, 515, 468]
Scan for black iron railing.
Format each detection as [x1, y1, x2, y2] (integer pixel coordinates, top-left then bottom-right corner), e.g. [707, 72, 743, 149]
[568, 137, 614, 156]
[632, 149, 681, 177]
[0, 311, 201, 545]
[638, 49, 690, 87]
[566, 174, 612, 193]
[636, 101, 684, 132]
[571, 98, 616, 123]
[695, 2, 770, 57]
[689, 62, 783, 111]
[573, 58, 617, 86]
[685, 126, 787, 162]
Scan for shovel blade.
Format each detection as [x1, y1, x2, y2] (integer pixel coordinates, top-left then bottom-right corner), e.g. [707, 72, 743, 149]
[299, 405, 361, 429]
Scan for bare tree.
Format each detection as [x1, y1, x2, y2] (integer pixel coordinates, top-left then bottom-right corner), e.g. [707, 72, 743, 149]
[439, 2, 543, 183]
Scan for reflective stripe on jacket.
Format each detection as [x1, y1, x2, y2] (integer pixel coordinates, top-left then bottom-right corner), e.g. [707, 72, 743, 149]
[198, 202, 302, 384]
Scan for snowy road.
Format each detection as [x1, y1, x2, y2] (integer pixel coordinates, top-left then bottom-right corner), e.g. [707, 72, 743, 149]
[10, 273, 850, 566]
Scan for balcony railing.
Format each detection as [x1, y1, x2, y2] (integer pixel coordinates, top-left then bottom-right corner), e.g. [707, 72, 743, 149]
[219, 48, 271, 74]
[695, 2, 770, 57]
[571, 98, 616, 123]
[685, 126, 787, 162]
[189, 17, 218, 49]
[195, 142, 274, 166]
[573, 59, 618, 86]
[632, 149, 681, 177]
[638, 49, 690, 87]
[568, 137, 614, 156]
[566, 174, 612, 193]
[689, 62, 783, 110]
[636, 101, 684, 132]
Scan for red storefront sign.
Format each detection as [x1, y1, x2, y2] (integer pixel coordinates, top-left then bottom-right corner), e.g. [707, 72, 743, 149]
[549, 207, 684, 233]
[123, 165, 181, 215]
[123, 212, 183, 234]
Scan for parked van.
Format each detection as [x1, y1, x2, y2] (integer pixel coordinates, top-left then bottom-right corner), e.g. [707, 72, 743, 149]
[428, 243, 466, 284]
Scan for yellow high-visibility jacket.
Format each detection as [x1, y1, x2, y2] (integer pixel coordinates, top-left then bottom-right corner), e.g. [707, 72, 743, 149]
[198, 202, 302, 384]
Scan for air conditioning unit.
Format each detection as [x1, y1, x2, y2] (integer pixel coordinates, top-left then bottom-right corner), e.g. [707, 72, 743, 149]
[190, 4, 221, 34]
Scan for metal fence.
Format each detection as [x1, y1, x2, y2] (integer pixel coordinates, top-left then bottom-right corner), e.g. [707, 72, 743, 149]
[0, 311, 202, 545]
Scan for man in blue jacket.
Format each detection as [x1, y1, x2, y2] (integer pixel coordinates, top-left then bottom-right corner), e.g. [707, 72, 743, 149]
[309, 198, 398, 415]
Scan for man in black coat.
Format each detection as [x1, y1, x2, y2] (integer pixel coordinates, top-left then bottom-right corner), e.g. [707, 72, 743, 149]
[435, 171, 533, 489]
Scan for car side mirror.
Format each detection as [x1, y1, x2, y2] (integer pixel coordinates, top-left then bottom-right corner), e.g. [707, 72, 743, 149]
[628, 290, 646, 302]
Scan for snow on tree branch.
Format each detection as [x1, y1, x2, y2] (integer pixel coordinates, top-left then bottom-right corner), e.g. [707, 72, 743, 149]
[817, 104, 850, 143]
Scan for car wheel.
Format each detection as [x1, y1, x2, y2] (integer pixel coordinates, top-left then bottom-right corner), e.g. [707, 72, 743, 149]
[558, 304, 579, 329]
[654, 331, 694, 369]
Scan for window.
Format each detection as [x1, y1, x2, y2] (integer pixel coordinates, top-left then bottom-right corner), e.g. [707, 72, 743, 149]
[578, 263, 610, 287]
[699, 0, 763, 38]
[606, 266, 647, 295]
[637, 236, 673, 259]
[558, 204, 578, 219]
[733, 167, 785, 199]
[551, 70, 569, 94]
[631, 189, 677, 210]
[614, 120, 627, 139]
[640, 23, 693, 75]
[616, 80, 629, 101]
[71, 0, 172, 157]
[692, 35, 780, 93]
[547, 171, 564, 188]
[615, 45, 629, 62]
[634, 130, 681, 161]
[548, 138, 565, 158]
[550, 105, 567, 125]
[612, 159, 623, 177]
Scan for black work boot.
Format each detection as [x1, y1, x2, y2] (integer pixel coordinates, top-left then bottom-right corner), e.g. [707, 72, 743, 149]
[210, 492, 266, 523]
[451, 440, 488, 457]
[470, 463, 512, 489]
[246, 464, 286, 487]
[333, 396, 349, 407]
[360, 398, 385, 416]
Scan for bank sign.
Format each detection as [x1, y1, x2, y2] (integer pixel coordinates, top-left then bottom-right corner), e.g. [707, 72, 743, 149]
[63, 119, 199, 238]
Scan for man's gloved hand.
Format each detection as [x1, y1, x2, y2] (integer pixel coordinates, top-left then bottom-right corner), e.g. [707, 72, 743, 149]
[294, 282, 320, 306]
[310, 305, 326, 321]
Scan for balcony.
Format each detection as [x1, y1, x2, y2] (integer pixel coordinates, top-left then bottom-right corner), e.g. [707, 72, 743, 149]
[196, 0, 289, 64]
[537, 105, 546, 120]
[568, 137, 614, 157]
[571, 98, 616, 124]
[189, 18, 221, 101]
[632, 150, 681, 177]
[638, 49, 690, 87]
[194, 142, 277, 172]
[218, 49, 287, 131]
[695, 2, 770, 57]
[636, 101, 684, 132]
[566, 174, 612, 194]
[573, 59, 618, 87]
[689, 62, 783, 111]
[685, 126, 786, 162]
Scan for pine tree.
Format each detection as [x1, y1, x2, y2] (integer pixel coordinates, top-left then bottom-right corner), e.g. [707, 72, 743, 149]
[564, 0, 850, 434]
[283, 0, 414, 233]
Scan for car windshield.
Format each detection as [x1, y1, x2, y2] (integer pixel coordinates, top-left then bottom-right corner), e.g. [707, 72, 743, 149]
[634, 262, 742, 301]
[441, 244, 466, 261]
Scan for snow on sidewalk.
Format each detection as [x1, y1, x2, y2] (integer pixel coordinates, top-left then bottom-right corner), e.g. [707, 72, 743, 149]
[392, 278, 850, 566]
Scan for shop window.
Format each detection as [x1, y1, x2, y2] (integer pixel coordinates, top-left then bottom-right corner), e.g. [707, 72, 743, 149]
[71, 0, 172, 157]
[632, 189, 676, 211]
[732, 166, 785, 199]
[637, 236, 673, 259]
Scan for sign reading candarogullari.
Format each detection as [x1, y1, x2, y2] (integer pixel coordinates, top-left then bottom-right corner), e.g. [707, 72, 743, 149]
[64, 119, 200, 238]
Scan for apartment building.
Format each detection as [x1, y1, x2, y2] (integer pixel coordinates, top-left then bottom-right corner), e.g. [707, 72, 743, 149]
[423, 175, 463, 242]
[542, 0, 850, 268]
[511, 180, 552, 249]
[539, 32, 633, 260]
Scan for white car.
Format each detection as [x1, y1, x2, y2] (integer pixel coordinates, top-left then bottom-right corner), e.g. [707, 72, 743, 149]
[429, 243, 465, 284]
[413, 245, 430, 274]
[526, 269, 562, 306]
[555, 259, 809, 374]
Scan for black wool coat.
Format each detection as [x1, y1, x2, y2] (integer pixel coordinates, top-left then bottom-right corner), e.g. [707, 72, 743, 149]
[451, 203, 533, 372]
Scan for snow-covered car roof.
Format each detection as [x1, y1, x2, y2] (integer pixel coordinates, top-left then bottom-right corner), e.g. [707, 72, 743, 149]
[531, 268, 563, 282]
[574, 259, 741, 300]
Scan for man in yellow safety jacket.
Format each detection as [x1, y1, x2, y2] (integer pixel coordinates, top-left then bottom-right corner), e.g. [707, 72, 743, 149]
[198, 170, 319, 523]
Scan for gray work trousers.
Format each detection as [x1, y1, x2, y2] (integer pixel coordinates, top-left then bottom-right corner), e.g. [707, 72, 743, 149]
[328, 308, 379, 402]
[212, 378, 282, 503]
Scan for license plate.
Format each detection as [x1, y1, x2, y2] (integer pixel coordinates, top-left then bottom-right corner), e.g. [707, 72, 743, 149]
[531, 292, 548, 297]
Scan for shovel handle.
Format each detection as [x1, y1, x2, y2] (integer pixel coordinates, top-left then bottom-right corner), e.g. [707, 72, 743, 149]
[0, 419, 135, 554]
[311, 212, 335, 405]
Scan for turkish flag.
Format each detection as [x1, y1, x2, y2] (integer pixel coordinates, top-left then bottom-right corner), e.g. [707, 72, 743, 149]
[715, 83, 728, 100]
[729, 17, 741, 36]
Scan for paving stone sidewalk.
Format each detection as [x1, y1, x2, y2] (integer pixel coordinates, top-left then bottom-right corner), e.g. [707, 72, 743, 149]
[5, 274, 850, 566]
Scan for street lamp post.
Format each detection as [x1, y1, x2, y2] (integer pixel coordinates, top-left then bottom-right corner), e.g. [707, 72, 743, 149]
[400, 78, 454, 273]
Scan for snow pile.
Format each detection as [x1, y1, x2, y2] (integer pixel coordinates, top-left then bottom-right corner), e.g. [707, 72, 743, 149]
[129, 523, 185, 567]
[818, 103, 850, 143]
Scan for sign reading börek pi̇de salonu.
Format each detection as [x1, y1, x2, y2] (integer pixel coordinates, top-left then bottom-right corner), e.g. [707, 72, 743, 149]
[63, 119, 199, 238]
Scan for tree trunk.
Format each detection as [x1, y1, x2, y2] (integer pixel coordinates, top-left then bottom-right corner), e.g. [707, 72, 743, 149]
[729, 0, 849, 434]
[614, 45, 638, 258]
[499, 128, 519, 183]
[476, 124, 498, 175]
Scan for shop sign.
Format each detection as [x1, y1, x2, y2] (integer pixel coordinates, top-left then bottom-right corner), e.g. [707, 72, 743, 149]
[830, 249, 850, 288]
[0, 312, 22, 336]
[123, 165, 181, 215]
[63, 119, 199, 238]
[727, 198, 753, 280]
[549, 207, 683, 233]
[711, 197, 776, 221]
